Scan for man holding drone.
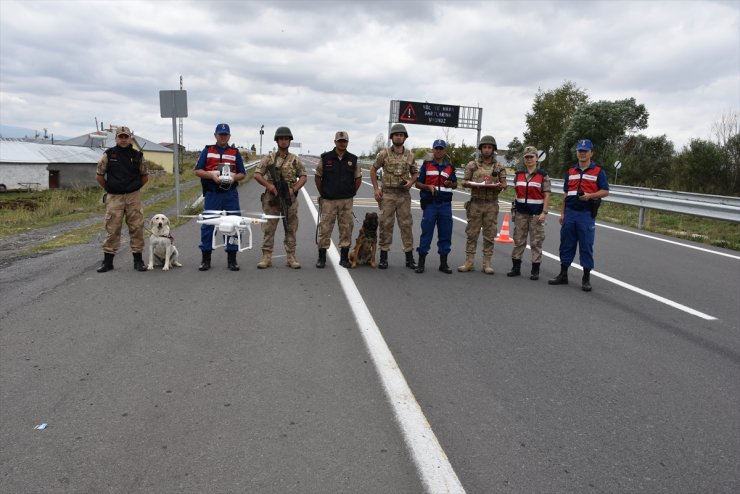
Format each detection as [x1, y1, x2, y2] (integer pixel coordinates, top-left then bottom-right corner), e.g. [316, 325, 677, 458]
[194, 123, 247, 271]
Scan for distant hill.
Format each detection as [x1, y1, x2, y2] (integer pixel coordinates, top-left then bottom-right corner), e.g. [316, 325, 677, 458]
[0, 124, 70, 140]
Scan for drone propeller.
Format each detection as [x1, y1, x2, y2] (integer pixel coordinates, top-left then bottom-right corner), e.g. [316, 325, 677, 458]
[201, 209, 243, 215]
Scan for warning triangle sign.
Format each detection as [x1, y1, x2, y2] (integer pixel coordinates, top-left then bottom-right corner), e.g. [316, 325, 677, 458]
[400, 103, 417, 122]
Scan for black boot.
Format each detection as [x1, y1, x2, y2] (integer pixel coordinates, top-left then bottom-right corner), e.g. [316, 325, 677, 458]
[582, 268, 592, 292]
[379, 250, 388, 269]
[133, 252, 147, 272]
[198, 250, 211, 271]
[339, 247, 351, 268]
[507, 259, 522, 277]
[439, 254, 452, 274]
[530, 262, 540, 280]
[316, 248, 327, 268]
[97, 253, 114, 273]
[405, 251, 417, 270]
[548, 265, 569, 285]
[415, 253, 426, 273]
[227, 250, 240, 271]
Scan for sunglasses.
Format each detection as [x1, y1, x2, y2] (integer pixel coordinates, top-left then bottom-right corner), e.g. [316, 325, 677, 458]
[524, 155, 536, 159]
[118, 135, 130, 138]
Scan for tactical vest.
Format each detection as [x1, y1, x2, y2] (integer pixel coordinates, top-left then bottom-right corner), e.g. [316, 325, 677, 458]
[378, 147, 415, 188]
[514, 168, 547, 215]
[418, 160, 456, 203]
[565, 163, 603, 210]
[469, 160, 505, 201]
[104, 146, 144, 194]
[319, 149, 358, 199]
[265, 152, 299, 184]
[201, 145, 239, 192]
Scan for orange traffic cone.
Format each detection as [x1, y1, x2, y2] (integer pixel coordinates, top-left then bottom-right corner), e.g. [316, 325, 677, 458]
[495, 213, 514, 243]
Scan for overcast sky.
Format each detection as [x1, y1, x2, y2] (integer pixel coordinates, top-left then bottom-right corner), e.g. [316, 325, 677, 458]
[1, 0, 738, 155]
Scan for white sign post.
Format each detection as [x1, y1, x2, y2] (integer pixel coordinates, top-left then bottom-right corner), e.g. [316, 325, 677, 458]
[614, 160, 622, 185]
[159, 90, 188, 216]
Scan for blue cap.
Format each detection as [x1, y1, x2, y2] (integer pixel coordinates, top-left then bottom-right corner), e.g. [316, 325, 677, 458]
[576, 139, 593, 151]
[432, 139, 447, 149]
[215, 123, 231, 135]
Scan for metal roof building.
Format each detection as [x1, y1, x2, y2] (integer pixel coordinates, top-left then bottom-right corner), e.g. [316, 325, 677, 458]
[0, 141, 103, 191]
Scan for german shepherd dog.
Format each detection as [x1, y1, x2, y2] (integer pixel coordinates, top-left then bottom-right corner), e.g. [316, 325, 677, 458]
[350, 212, 379, 268]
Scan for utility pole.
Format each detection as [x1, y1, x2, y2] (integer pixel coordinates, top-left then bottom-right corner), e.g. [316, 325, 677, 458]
[178, 76, 184, 165]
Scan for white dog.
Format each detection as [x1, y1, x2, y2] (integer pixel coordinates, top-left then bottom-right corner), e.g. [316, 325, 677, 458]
[147, 214, 182, 270]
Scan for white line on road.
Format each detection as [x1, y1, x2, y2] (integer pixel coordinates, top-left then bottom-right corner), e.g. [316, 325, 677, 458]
[301, 188, 466, 494]
[450, 214, 718, 321]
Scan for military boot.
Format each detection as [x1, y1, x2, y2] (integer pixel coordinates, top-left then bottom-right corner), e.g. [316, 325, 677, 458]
[378, 250, 388, 269]
[198, 250, 211, 271]
[133, 252, 147, 272]
[482, 256, 495, 275]
[97, 253, 114, 273]
[227, 250, 240, 271]
[548, 265, 569, 285]
[530, 263, 541, 281]
[339, 247, 351, 268]
[405, 251, 417, 270]
[316, 248, 327, 269]
[582, 268, 592, 292]
[506, 259, 521, 277]
[257, 250, 272, 269]
[286, 252, 301, 269]
[439, 254, 452, 274]
[415, 253, 426, 273]
[457, 253, 474, 272]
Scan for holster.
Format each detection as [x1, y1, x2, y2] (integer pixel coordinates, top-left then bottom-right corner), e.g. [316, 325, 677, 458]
[590, 199, 601, 218]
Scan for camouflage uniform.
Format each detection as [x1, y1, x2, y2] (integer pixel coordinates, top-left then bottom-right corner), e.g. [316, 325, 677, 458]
[255, 151, 306, 255]
[96, 149, 147, 255]
[374, 147, 417, 252]
[315, 155, 361, 250]
[512, 172, 552, 263]
[462, 158, 507, 262]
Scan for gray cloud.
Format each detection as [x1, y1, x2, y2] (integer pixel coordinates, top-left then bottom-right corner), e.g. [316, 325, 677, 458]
[1, 0, 737, 155]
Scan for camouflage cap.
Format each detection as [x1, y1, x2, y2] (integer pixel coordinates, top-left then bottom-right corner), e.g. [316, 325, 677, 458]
[523, 146, 538, 157]
[335, 131, 349, 141]
[116, 126, 132, 137]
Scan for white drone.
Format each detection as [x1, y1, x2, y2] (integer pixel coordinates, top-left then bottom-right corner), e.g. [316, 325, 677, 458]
[186, 210, 282, 252]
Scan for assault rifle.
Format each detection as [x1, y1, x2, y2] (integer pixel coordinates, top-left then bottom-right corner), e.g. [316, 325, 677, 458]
[267, 163, 290, 235]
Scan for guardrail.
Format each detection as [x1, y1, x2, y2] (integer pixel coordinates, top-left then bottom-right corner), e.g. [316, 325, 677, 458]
[550, 179, 740, 227]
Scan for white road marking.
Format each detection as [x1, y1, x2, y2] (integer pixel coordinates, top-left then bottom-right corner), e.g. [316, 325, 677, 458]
[451, 213, 718, 321]
[301, 188, 466, 494]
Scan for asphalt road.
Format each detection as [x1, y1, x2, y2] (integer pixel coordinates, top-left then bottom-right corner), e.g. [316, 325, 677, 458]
[1, 161, 738, 493]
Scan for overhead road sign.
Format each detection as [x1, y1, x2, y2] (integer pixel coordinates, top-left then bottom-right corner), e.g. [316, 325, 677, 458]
[398, 100, 460, 127]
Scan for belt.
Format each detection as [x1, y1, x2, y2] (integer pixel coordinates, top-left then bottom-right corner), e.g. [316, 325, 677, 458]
[470, 197, 496, 202]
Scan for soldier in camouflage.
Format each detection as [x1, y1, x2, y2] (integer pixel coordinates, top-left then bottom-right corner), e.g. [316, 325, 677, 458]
[254, 127, 307, 269]
[370, 123, 419, 269]
[507, 146, 551, 280]
[315, 131, 362, 269]
[458, 135, 507, 274]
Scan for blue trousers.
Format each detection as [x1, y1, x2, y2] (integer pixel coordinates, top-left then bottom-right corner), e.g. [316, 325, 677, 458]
[559, 208, 596, 269]
[200, 189, 240, 252]
[416, 201, 453, 256]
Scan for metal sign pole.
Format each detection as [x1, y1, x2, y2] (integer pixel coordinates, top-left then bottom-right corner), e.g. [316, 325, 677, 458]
[172, 117, 180, 216]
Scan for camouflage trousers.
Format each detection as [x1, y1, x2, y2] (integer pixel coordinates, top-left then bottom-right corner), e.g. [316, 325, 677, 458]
[464, 200, 499, 256]
[102, 190, 144, 254]
[261, 191, 299, 253]
[512, 212, 546, 263]
[378, 188, 413, 252]
[317, 197, 354, 249]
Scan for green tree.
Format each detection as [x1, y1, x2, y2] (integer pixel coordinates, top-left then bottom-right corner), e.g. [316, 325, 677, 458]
[505, 137, 524, 169]
[671, 139, 725, 194]
[558, 97, 650, 172]
[524, 81, 589, 171]
[598, 134, 675, 188]
[445, 141, 476, 168]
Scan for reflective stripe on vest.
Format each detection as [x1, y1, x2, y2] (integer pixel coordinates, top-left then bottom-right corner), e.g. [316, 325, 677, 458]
[566, 165, 601, 195]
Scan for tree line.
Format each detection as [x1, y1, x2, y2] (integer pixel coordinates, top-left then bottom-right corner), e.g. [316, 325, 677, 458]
[510, 81, 739, 196]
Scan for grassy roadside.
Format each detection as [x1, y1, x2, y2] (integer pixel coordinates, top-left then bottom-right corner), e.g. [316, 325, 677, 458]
[1, 169, 205, 254]
[497, 188, 740, 251]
